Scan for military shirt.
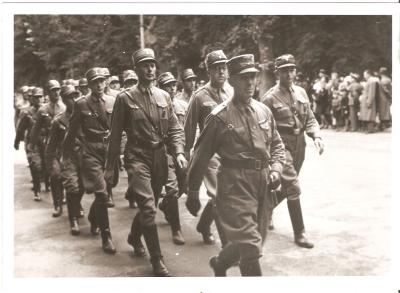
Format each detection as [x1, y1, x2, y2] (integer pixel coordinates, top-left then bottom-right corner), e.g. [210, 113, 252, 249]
[188, 98, 285, 192]
[105, 84, 185, 171]
[46, 111, 75, 160]
[176, 90, 191, 104]
[172, 98, 188, 127]
[262, 83, 320, 139]
[63, 93, 115, 153]
[29, 99, 66, 146]
[15, 105, 40, 146]
[184, 82, 233, 152]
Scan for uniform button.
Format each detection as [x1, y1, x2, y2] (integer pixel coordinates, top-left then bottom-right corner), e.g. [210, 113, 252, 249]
[253, 126, 256, 130]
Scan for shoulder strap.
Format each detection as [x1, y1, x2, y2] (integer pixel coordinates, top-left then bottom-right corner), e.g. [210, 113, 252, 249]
[86, 98, 110, 130]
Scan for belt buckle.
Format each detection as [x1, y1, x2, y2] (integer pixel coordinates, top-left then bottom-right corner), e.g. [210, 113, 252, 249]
[293, 128, 300, 135]
[102, 136, 108, 143]
[254, 159, 262, 170]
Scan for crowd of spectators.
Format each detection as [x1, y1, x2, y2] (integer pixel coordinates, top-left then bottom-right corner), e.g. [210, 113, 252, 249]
[295, 67, 392, 133]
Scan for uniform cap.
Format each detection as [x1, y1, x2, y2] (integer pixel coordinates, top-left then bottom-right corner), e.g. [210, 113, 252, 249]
[32, 87, 44, 97]
[102, 68, 111, 77]
[123, 70, 138, 82]
[61, 85, 78, 97]
[157, 72, 177, 86]
[110, 76, 120, 83]
[65, 79, 75, 86]
[48, 80, 61, 90]
[85, 67, 106, 82]
[182, 68, 197, 80]
[132, 48, 157, 66]
[205, 50, 228, 70]
[274, 54, 296, 70]
[21, 85, 30, 93]
[379, 67, 388, 75]
[79, 78, 88, 86]
[227, 54, 259, 76]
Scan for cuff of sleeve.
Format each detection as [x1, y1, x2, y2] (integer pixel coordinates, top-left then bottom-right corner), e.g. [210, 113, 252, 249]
[307, 132, 322, 140]
[175, 145, 185, 156]
[270, 163, 283, 176]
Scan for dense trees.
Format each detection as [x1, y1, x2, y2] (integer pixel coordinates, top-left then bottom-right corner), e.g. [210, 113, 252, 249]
[14, 15, 391, 89]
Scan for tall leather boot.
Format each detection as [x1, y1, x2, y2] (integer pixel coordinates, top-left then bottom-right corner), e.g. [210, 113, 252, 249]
[209, 243, 240, 277]
[88, 201, 99, 235]
[31, 168, 42, 201]
[196, 199, 215, 244]
[44, 170, 51, 192]
[106, 186, 115, 208]
[127, 212, 146, 257]
[287, 198, 314, 249]
[142, 224, 171, 277]
[166, 197, 185, 245]
[95, 196, 116, 254]
[51, 177, 63, 217]
[239, 258, 262, 276]
[269, 190, 287, 230]
[66, 192, 80, 236]
[78, 191, 84, 218]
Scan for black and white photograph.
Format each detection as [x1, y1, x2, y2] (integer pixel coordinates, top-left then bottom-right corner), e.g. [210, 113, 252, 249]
[1, 1, 399, 293]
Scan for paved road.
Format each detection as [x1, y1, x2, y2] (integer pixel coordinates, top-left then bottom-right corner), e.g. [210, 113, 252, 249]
[13, 130, 390, 277]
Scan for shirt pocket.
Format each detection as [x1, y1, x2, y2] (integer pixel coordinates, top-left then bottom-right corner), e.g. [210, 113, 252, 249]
[273, 102, 292, 121]
[202, 101, 218, 115]
[81, 110, 99, 128]
[127, 104, 146, 121]
[259, 119, 272, 143]
[156, 101, 169, 134]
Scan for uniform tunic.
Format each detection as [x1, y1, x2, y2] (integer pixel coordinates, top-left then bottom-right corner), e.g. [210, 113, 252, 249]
[188, 98, 285, 255]
[184, 82, 233, 198]
[15, 105, 40, 164]
[46, 111, 84, 194]
[106, 85, 184, 227]
[63, 93, 115, 196]
[262, 83, 320, 199]
[29, 100, 66, 176]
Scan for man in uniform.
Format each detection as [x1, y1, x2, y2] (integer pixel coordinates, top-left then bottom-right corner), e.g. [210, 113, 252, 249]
[261, 54, 324, 248]
[105, 48, 187, 276]
[14, 85, 31, 128]
[177, 68, 197, 104]
[157, 71, 188, 245]
[184, 50, 233, 245]
[78, 78, 90, 97]
[103, 67, 120, 98]
[14, 87, 43, 201]
[109, 76, 121, 91]
[122, 70, 138, 90]
[47, 85, 83, 235]
[29, 80, 66, 215]
[63, 67, 117, 254]
[186, 54, 285, 276]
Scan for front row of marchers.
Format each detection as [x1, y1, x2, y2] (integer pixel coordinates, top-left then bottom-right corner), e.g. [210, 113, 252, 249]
[14, 48, 324, 277]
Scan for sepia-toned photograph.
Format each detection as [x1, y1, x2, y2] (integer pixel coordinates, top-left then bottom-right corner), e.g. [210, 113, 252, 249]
[5, 5, 394, 289]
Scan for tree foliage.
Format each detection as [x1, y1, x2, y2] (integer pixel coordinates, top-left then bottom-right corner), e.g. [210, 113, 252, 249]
[14, 15, 391, 89]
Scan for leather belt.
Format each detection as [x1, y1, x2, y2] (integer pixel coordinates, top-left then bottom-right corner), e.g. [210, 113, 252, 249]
[221, 157, 268, 170]
[85, 132, 109, 143]
[130, 139, 164, 150]
[277, 126, 302, 135]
